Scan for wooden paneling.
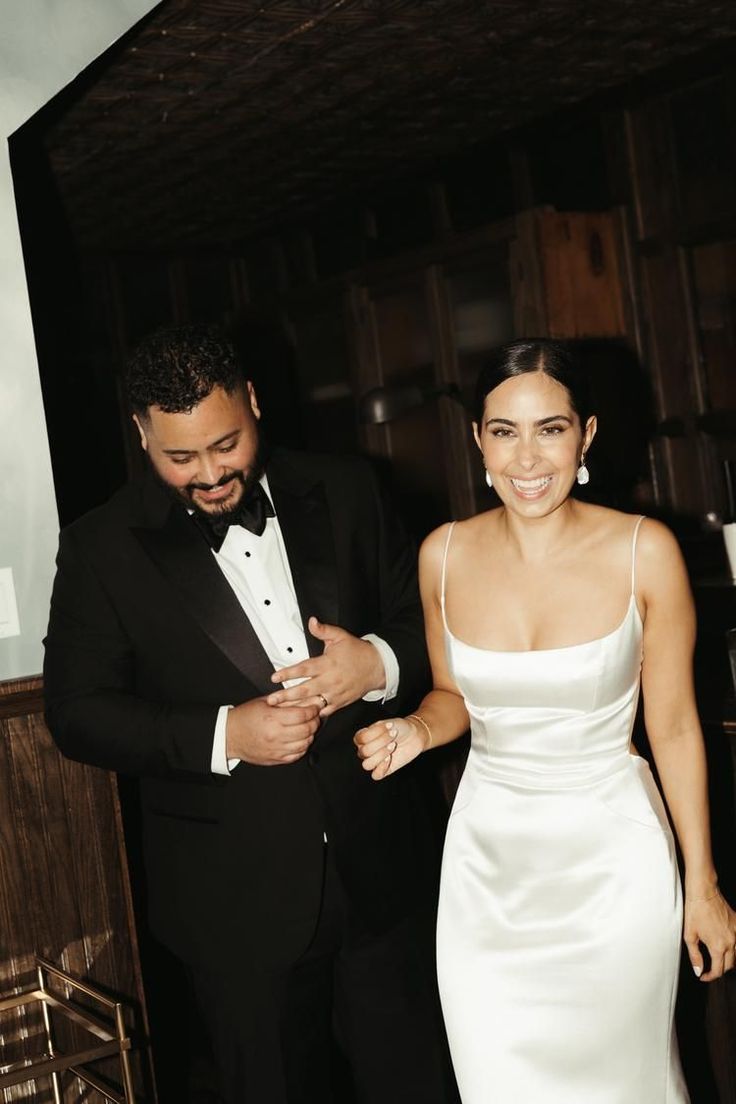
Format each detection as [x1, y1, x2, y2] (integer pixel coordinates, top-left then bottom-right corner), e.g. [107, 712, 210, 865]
[625, 98, 679, 243]
[512, 209, 628, 340]
[669, 73, 736, 235]
[691, 241, 736, 415]
[0, 678, 154, 1102]
[369, 276, 451, 538]
[426, 263, 482, 522]
[623, 75, 736, 521]
[538, 211, 627, 338]
[638, 248, 706, 515]
[510, 210, 547, 336]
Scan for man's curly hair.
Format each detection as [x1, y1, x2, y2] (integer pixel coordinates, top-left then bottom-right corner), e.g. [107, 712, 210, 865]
[125, 324, 245, 417]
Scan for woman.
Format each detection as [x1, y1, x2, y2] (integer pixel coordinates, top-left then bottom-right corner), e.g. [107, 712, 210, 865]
[354, 339, 736, 1103]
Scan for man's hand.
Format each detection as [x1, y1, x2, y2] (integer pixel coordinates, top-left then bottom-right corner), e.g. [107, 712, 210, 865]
[267, 616, 385, 718]
[226, 697, 320, 766]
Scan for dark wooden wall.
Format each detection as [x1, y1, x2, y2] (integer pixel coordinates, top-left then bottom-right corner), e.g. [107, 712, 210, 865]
[0, 678, 155, 1102]
[622, 65, 736, 521]
[48, 56, 735, 539]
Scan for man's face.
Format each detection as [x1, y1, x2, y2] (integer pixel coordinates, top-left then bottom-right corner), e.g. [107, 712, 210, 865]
[134, 382, 263, 518]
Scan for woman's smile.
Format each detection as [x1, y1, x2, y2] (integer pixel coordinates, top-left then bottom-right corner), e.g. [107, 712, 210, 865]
[508, 474, 554, 498]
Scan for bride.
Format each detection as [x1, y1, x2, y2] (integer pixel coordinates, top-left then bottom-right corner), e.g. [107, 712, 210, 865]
[355, 339, 736, 1103]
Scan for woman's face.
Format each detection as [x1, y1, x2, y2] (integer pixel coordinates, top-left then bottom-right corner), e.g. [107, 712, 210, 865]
[473, 370, 596, 518]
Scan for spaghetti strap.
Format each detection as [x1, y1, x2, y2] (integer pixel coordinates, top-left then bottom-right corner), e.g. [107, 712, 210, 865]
[630, 515, 645, 595]
[440, 522, 457, 628]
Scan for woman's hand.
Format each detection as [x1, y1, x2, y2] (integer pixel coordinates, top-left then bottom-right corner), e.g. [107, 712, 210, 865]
[354, 716, 430, 780]
[684, 888, 736, 980]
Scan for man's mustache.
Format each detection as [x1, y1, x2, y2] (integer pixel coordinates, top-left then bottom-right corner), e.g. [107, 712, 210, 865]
[188, 471, 244, 493]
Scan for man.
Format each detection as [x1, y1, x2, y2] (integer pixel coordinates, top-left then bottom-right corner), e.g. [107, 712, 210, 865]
[44, 324, 456, 1104]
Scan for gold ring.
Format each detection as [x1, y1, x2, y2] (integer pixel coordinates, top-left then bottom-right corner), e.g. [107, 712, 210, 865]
[318, 693, 329, 709]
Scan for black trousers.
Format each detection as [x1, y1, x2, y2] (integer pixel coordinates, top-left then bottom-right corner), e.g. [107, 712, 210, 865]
[190, 847, 458, 1104]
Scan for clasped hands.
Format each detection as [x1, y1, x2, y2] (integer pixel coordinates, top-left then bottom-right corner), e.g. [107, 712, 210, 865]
[226, 617, 385, 766]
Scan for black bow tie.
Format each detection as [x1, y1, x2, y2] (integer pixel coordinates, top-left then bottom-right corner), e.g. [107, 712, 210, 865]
[193, 483, 275, 551]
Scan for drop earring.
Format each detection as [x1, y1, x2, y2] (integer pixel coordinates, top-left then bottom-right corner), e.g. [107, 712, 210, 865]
[485, 470, 493, 489]
[576, 455, 590, 486]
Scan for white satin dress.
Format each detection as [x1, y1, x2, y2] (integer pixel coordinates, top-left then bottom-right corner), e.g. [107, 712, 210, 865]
[436, 518, 689, 1103]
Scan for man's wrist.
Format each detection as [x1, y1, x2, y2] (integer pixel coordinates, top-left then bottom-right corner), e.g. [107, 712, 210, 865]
[362, 633, 399, 702]
[365, 639, 386, 690]
[212, 705, 238, 775]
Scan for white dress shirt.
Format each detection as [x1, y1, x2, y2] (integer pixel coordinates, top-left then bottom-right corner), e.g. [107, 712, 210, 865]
[207, 475, 399, 774]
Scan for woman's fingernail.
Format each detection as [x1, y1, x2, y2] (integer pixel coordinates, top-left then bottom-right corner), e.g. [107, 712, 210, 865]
[693, 964, 703, 977]
[387, 741, 397, 752]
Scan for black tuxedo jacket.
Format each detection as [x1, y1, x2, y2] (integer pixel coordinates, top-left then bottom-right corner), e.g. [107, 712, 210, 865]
[44, 450, 435, 969]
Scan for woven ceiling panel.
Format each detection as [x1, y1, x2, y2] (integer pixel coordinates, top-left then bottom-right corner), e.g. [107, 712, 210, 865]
[41, 0, 736, 248]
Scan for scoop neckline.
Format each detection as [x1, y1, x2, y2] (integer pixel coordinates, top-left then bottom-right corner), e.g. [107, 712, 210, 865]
[444, 593, 641, 656]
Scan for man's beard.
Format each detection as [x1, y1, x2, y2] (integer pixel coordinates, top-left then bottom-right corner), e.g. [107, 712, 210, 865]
[150, 435, 269, 522]
[187, 468, 250, 518]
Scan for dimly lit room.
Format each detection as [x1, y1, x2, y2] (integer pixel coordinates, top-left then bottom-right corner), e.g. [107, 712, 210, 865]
[1, 1, 735, 1101]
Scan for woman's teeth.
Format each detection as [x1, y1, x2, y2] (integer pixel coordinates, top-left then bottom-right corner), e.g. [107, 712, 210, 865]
[509, 476, 553, 491]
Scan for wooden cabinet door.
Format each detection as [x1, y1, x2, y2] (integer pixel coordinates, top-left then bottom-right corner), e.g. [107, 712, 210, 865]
[511, 208, 629, 339]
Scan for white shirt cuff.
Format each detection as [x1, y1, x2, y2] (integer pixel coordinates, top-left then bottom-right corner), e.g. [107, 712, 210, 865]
[361, 633, 399, 703]
[211, 705, 240, 775]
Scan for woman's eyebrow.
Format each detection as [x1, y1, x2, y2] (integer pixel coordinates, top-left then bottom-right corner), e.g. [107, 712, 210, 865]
[485, 414, 572, 427]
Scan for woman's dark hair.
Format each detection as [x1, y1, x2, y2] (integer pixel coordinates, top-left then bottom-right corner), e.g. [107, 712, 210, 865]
[473, 339, 592, 427]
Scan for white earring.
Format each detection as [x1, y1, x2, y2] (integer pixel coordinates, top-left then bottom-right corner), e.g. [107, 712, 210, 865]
[576, 458, 590, 486]
[485, 470, 493, 488]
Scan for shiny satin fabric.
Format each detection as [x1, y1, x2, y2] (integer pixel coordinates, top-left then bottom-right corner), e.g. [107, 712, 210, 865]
[436, 550, 689, 1102]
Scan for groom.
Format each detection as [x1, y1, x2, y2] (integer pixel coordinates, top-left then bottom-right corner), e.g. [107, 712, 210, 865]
[44, 324, 456, 1104]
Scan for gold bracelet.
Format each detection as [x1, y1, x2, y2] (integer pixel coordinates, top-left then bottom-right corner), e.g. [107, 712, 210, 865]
[688, 888, 719, 904]
[407, 713, 433, 750]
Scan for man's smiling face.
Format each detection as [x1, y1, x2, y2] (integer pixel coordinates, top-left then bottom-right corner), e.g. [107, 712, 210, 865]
[134, 381, 265, 518]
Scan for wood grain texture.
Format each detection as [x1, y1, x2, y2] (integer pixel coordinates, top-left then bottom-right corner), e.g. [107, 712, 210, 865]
[539, 210, 627, 339]
[0, 677, 154, 1102]
[511, 209, 628, 339]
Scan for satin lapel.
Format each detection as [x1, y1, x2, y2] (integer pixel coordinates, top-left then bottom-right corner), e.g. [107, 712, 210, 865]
[269, 463, 339, 659]
[131, 505, 275, 694]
